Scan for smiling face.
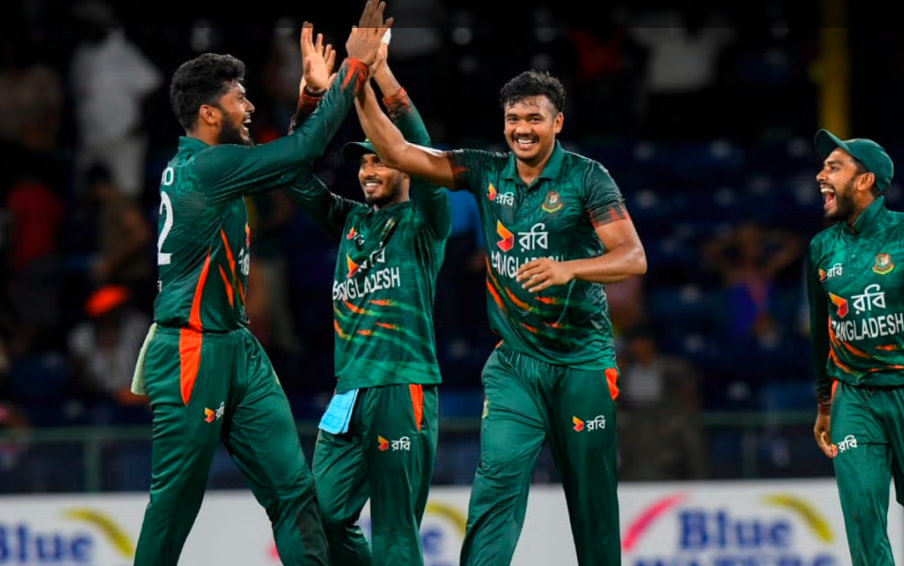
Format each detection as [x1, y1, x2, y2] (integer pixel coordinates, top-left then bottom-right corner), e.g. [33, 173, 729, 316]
[358, 153, 408, 209]
[503, 95, 563, 167]
[816, 148, 867, 223]
[213, 80, 255, 146]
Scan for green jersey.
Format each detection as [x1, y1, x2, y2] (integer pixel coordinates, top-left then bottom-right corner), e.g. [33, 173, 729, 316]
[154, 59, 367, 332]
[288, 91, 450, 393]
[807, 196, 904, 406]
[447, 142, 628, 369]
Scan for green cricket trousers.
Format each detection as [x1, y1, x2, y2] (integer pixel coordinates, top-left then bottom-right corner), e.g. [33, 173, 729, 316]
[133, 326, 329, 566]
[460, 344, 621, 566]
[313, 383, 438, 566]
[831, 380, 904, 566]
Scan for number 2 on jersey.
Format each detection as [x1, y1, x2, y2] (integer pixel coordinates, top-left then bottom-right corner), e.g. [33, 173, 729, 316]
[158, 167, 175, 265]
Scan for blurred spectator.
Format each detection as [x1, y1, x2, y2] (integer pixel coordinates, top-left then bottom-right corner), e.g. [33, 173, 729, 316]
[702, 221, 803, 345]
[617, 327, 708, 481]
[567, 17, 647, 139]
[0, 31, 63, 160]
[5, 176, 65, 342]
[247, 191, 303, 359]
[628, 8, 736, 140]
[67, 285, 151, 424]
[69, 0, 163, 198]
[83, 163, 154, 313]
[606, 277, 647, 344]
[259, 20, 303, 139]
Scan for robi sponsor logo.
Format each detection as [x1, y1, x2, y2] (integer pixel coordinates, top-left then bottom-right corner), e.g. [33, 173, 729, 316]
[622, 492, 839, 566]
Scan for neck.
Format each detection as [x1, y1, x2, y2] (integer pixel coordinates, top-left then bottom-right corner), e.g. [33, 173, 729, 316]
[373, 188, 410, 211]
[516, 147, 554, 186]
[187, 129, 219, 146]
[846, 195, 877, 230]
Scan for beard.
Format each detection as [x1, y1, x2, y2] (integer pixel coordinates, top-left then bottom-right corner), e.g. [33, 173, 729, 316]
[218, 119, 252, 147]
[825, 179, 856, 223]
[363, 177, 403, 208]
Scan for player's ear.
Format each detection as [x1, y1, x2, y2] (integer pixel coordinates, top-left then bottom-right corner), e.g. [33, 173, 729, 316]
[554, 112, 564, 134]
[199, 104, 220, 127]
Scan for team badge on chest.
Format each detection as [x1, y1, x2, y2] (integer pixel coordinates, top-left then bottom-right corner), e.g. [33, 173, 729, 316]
[541, 190, 563, 213]
[873, 253, 894, 275]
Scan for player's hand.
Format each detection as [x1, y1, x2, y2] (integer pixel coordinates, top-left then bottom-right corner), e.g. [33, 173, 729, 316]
[814, 413, 835, 459]
[370, 42, 389, 77]
[345, 0, 393, 66]
[300, 23, 336, 94]
[516, 258, 574, 293]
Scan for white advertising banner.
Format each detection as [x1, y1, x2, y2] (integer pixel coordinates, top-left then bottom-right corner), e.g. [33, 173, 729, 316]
[0, 480, 900, 565]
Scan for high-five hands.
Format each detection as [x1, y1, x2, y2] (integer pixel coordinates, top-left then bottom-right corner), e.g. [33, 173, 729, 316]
[299, 23, 336, 94]
[345, 0, 393, 66]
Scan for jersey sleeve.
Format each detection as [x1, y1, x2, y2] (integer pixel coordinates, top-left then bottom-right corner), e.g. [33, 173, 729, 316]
[583, 162, 628, 228]
[446, 149, 497, 196]
[386, 88, 451, 240]
[806, 243, 833, 413]
[283, 168, 360, 242]
[193, 59, 369, 204]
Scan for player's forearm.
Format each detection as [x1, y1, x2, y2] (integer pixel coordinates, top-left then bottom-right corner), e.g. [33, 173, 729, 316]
[355, 86, 455, 188]
[283, 171, 347, 240]
[289, 88, 324, 134]
[372, 66, 402, 102]
[293, 58, 369, 162]
[567, 245, 647, 284]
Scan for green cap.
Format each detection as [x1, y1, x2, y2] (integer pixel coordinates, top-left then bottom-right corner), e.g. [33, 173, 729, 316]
[814, 129, 894, 191]
[342, 140, 376, 161]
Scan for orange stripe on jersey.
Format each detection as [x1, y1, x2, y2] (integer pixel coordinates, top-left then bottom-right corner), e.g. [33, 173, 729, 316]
[179, 251, 211, 405]
[604, 367, 619, 400]
[409, 384, 424, 431]
[341, 59, 368, 91]
[504, 286, 530, 311]
[219, 229, 244, 306]
[831, 379, 838, 400]
[218, 264, 234, 307]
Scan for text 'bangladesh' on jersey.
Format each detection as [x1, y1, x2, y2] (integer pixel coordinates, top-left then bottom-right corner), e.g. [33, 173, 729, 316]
[448, 142, 628, 369]
[154, 59, 367, 331]
[287, 90, 450, 392]
[808, 196, 904, 403]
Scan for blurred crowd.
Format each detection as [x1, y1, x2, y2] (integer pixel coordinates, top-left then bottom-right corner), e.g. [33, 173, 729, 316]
[2, 0, 900, 484]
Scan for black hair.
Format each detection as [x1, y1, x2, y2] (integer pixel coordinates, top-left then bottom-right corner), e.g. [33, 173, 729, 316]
[169, 53, 246, 131]
[499, 70, 566, 113]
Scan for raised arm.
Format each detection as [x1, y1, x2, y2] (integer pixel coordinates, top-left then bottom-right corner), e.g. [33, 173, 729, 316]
[367, 47, 450, 237]
[198, 3, 392, 202]
[283, 168, 358, 241]
[355, 80, 456, 189]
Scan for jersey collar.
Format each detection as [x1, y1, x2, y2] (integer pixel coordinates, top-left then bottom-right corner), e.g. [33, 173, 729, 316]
[178, 136, 210, 152]
[846, 196, 889, 237]
[502, 141, 566, 186]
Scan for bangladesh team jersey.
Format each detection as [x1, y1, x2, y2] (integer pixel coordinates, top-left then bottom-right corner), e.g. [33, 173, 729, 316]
[154, 59, 367, 332]
[447, 142, 628, 369]
[288, 91, 450, 392]
[807, 196, 904, 405]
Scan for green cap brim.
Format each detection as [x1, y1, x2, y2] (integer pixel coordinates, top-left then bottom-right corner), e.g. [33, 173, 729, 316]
[342, 141, 376, 161]
[814, 129, 849, 160]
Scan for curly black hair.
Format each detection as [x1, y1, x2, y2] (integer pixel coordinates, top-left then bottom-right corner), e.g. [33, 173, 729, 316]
[499, 70, 566, 113]
[169, 53, 246, 131]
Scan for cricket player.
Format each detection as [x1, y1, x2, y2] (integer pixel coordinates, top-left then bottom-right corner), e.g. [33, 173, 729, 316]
[808, 128, 902, 566]
[129, 7, 392, 564]
[287, 38, 449, 565]
[355, 69, 647, 565]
